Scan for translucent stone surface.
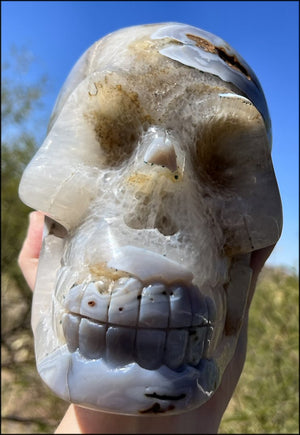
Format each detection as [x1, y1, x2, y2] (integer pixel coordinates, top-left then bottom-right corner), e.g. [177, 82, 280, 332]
[18, 22, 282, 415]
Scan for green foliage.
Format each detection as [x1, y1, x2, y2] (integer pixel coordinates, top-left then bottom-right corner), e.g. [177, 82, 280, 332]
[1, 48, 47, 291]
[2, 47, 46, 128]
[220, 267, 299, 434]
[2, 141, 35, 292]
[1, 49, 69, 434]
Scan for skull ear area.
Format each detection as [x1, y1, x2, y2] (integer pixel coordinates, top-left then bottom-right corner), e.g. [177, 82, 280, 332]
[246, 244, 277, 308]
[222, 155, 282, 254]
[223, 244, 275, 337]
[191, 94, 282, 256]
[220, 164, 282, 257]
[18, 76, 106, 231]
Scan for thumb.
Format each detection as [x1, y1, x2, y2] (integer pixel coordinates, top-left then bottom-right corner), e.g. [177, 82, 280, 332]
[18, 211, 45, 290]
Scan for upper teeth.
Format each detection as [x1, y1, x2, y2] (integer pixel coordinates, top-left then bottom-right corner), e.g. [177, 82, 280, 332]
[61, 277, 216, 370]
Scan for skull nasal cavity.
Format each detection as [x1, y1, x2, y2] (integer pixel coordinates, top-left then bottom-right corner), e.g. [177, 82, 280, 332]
[124, 203, 178, 236]
[154, 213, 178, 235]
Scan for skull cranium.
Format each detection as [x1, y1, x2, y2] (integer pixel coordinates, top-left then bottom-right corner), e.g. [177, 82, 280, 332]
[19, 23, 282, 415]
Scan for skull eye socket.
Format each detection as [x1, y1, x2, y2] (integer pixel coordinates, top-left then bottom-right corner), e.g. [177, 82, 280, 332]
[196, 111, 269, 191]
[88, 82, 149, 167]
[95, 116, 140, 166]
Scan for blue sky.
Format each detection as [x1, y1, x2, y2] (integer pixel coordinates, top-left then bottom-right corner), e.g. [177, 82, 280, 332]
[2, 1, 299, 272]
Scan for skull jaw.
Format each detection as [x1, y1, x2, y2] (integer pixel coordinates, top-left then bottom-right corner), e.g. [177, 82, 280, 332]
[31, 220, 250, 416]
[37, 347, 220, 415]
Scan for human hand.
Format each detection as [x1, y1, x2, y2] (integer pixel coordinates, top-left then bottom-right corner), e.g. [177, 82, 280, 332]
[18, 211, 45, 291]
[18, 211, 274, 433]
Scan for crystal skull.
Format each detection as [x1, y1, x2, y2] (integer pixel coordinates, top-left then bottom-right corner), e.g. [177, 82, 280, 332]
[18, 22, 282, 415]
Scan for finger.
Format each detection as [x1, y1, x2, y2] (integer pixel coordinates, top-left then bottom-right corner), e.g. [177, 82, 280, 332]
[22, 211, 45, 259]
[18, 211, 45, 291]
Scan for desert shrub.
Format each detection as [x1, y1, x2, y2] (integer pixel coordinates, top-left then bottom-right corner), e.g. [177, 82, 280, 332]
[220, 266, 299, 434]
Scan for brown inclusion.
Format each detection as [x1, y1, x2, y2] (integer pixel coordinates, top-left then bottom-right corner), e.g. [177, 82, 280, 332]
[186, 33, 251, 80]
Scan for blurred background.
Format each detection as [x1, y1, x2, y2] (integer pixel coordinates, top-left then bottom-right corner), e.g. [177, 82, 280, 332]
[1, 1, 299, 433]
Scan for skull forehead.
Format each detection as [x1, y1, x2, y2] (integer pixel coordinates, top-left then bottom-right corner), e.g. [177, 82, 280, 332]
[49, 21, 271, 176]
[85, 58, 239, 117]
[49, 22, 256, 133]
[82, 69, 268, 176]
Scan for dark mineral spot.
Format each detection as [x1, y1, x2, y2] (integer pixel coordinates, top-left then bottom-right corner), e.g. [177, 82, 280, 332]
[145, 392, 186, 401]
[139, 403, 175, 414]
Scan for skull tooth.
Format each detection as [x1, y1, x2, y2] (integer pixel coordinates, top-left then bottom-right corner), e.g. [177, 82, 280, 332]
[78, 317, 106, 359]
[108, 278, 142, 326]
[169, 284, 193, 327]
[189, 285, 209, 326]
[135, 329, 166, 370]
[203, 325, 214, 358]
[106, 326, 136, 366]
[80, 281, 112, 322]
[64, 284, 85, 313]
[206, 295, 217, 324]
[138, 283, 169, 328]
[163, 329, 189, 369]
[62, 313, 80, 353]
[185, 327, 207, 366]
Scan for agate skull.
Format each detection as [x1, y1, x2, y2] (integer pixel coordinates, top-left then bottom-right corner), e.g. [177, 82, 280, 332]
[19, 23, 282, 415]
